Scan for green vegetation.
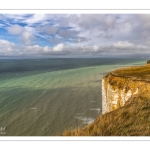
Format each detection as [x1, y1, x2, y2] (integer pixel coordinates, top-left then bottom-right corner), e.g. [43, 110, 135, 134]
[62, 91, 150, 136]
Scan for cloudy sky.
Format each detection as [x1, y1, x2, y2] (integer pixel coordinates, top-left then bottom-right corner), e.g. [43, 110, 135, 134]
[0, 14, 150, 57]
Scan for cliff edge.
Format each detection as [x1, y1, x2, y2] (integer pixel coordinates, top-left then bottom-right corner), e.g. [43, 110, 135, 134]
[102, 64, 150, 114]
[61, 63, 150, 136]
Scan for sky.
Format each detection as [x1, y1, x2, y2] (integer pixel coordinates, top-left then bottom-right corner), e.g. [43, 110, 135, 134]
[0, 14, 150, 57]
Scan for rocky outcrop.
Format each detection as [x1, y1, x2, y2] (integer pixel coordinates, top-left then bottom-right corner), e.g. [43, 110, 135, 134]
[102, 71, 150, 114]
[147, 60, 150, 64]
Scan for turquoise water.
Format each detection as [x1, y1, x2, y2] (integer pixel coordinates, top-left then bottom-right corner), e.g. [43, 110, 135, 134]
[0, 58, 147, 136]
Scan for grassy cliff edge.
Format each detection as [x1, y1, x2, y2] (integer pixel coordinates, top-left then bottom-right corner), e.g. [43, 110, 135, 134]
[61, 64, 150, 136]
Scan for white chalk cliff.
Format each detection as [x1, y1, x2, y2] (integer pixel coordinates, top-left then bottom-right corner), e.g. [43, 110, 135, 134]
[102, 70, 150, 114]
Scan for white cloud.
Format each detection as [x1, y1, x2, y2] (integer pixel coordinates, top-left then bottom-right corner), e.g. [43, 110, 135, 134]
[7, 25, 36, 45]
[43, 46, 52, 52]
[0, 39, 15, 48]
[2, 14, 150, 57]
[7, 24, 24, 35]
[113, 41, 134, 49]
[0, 23, 4, 27]
[21, 31, 35, 45]
[0, 39, 17, 56]
[93, 45, 99, 52]
[0, 39, 52, 56]
[2, 14, 28, 23]
[52, 43, 64, 51]
[136, 44, 148, 50]
[0, 38, 149, 57]
[23, 14, 50, 24]
[19, 45, 52, 56]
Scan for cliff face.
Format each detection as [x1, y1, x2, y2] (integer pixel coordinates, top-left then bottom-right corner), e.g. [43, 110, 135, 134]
[102, 68, 150, 114]
[62, 63, 150, 136]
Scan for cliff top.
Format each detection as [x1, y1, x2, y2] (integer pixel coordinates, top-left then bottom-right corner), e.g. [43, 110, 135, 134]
[60, 61, 150, 136]
[147, 60, 150, 64]
[110, 64, 150, 80]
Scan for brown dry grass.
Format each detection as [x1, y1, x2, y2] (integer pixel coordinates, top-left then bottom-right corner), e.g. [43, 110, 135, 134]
[111, 64, 150, 80]
[61, 92, 150, 136]
[60, 64, 150, 136]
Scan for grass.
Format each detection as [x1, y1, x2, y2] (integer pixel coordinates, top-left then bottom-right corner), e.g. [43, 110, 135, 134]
[60, 63, 150, 136]
[61, 91, 150, 136]
[111, 64, 150, 80]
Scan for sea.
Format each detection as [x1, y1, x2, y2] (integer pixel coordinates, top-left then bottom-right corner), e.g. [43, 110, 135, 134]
[0, 57, 147, 136]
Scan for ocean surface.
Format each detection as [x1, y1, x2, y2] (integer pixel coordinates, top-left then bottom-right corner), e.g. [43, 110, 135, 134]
[0, 57, 147, 136]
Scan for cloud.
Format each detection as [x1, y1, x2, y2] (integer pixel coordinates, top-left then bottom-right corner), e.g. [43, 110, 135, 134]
[113, 41, 134, 50]
[0, 38, 149, 57]
[137, 15, 150, 38]
[58, 29, 79, 39]
[2, 14, 150, 57]
[2, 14, 29, 23]
[78, 14, 115, 30]
[21, 31, 35, 45]
[139, 14, 150, 22]
[23, 14, 49, 24]
[136, 44, 148, 50]
[49, 38, 63, 44]
[7, 24, 36, 45]
[37, 26, 58, 35]
[104, 15, 115, 30]
[0, 39, 52, 56]
[7, 24, 24, 35]
[59, 14, 80, 27]
[0, 39, 17, 56]
[23, 45, 52, 55]
[52, 43, 64, 51]
[0, 39, 15, 48]
[93, 45, 99, 52]
[43, 46, 52, 53]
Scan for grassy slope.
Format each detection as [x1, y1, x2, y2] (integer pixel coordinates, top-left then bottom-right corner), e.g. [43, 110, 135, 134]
[62, 64, 150, 136]
[62, 92, 150, 136]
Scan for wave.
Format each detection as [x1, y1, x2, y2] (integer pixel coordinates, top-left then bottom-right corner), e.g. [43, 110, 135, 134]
[75, 116, 94, 125]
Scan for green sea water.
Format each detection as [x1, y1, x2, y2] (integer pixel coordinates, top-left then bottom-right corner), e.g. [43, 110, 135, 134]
[0, 58, 147, 136]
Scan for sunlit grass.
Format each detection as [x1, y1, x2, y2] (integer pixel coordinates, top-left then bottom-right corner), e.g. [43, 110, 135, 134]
[111, 64, 150, 79]
[61, 63, 150, 136]
[62, 91, 150, 136]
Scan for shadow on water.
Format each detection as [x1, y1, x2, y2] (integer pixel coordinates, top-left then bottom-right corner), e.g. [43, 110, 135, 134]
[0, 57, 146, 136]
[0, 84, 102, 136]
[0, 58, 146, 80]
